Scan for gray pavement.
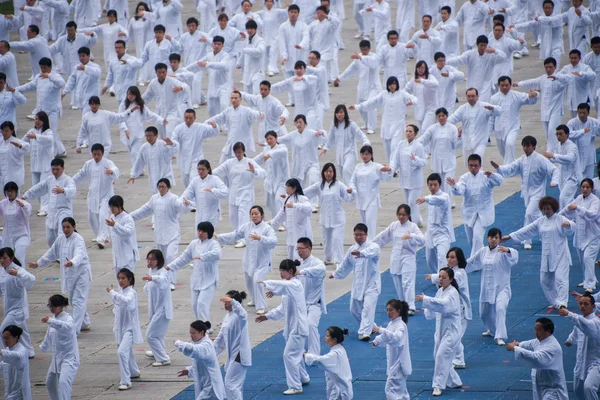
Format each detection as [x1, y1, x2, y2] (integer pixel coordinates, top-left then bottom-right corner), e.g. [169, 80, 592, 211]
[1, 0, 594, 398]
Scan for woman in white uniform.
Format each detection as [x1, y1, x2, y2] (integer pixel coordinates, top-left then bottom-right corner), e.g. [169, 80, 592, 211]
[416, 267, 463, 396]
[253, 131, 290, 220]
[30, 218, 92, 334]
[269, 179, 313, 259]
[181, 160, 229, 228]
[106, 195, 140, 277]
[81, 10, 128, 70]
[304, 326, 353, 400]
[214, 291, 252, 400]
[141, 250, 173, 367]
[304, 163, 353, 265]
[216, 206, 277, 315]
[373, 204, 425, 315]
[0, 248, 35, 358]
[107, 268, 143, 391]
[39, 294, 79, 400]
[0, 121, 28, 191]
[370, 299, 412, 400]
[0, 182, 32, 266]
[128, 3, 156, 85]
[347, 145, 393, 238]
[404, 60, 439, 132]
[256, 260, 310, 396]
[0, 325, 31, 400]
[174, 320, 226, 400]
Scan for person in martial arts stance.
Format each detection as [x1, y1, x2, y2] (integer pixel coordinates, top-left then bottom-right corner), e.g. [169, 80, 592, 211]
[256, 259, 310, 395]
[447, 154, 503, 257]
[304, 326, 353, 400]
[214, 291, 252, 400]
[167, 222, 221, 327]
[466, 228, 519, 347]
[174, 320, 226, 399]
[128, 126, 177, 193]
[370, 299, 412, 400]
[0, 182, 31, 267]
[566, 103, 600, 180]
[416, 267, 463, 396]
[373, 204, 425, 315]
[503, 196, 575, 309]
[330, 223, 381, 341]
[72, 144, 119, 249]
[30, 218, 92, 334]
[0, 121, 28, 191]
[0, 325, 31, 400]
[254, 131, 290, 221]
[140, 250, 173, 367]
[105, 195, 139, 276]
[416, 173, 455, 273]
[39, 294, 79, 400]
[216, 206, 277, 315]
[430, 52, 463, 115]
[561, 293, 600, 400]
[506, 318, 569, 400]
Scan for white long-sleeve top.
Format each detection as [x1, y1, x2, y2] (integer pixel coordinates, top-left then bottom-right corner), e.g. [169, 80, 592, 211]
[130, 140, 176, 193]
[0, 341, 31, 400]
[153, 0, 183, 38]
[208, 105, 261, 156]
[1, 264, 35, 319]
[169, 238, 221, 290]
[323, 120, 370, 168]
[560, 5, 591, 51]
[434, 18, 459, 57]
[104, 54, 143, 102]
[257, 7, 287, 46]
[487, 34, 524, 82]
[175, 336, 225, 400]
[404, 75, 439, 120]
[264, 279, 309, 338]
[63, 62, 101, 109]
[0, 15, 17, 42]
[118, 101, 164, 144]
[422, 285, 462, 359]
[144, 267, 173, 320]
[0, 134, 27, 187]
[516, 17, 563, 60]
[110, 286, 143, 344]
[390, 139, 427, 190]
[583, 50, 600, 99]
[77, 108, 132, 150]
[141, 37, 181, 68]
[447, 49, 506, 101]
[430, 265, 472, 320]
[171, 122, 219, 176]
[130, 192, 188, 245]
[278, 128, 326, 178]
[514, 336, 569, 400]
[417, 122, 461, 174]
[361, 0, 391, 44]
[333, 241, 381, 300]
[0, 51, 19, 87]
[181, 175, 229, 224]
[305, 180, 352, 228]
[409, 28, 442, 66]
[558, 62, 596, 111]
[187, 49, 231, 98]
[429, 65, 464, 113]
[73, 157, 119, 211]
[9, 35, 51, 77]
[552, 139, 582, 189]
[559, 193, 600, 250]
[107, 211, 140, 269]
[304, 344, 353, 400]
[357, 90, 416, 140]
[213, 299, 252, 369]
[373, 220, 425, 274]
[270, 194, 313, 246]
[298, 255, 327, 313]
[0, 198, 31, 246]
[451, 171, 503, 227]
[21, 128, 54, 174]
[305, 16, 341, 61]
[142, 76, 188, 121]
[378, 42, 413, 85]
[37, 232, 92, 293]
[517, 73, 568, 122]
[271, 74, 319, 117]
[339, 54, 382, 100]
[23, 173, 76, 230]
[179, 30, 209, 65]
[371, 317, 412, 378]
[496, 151, 559, 202]
[253, 143, 290, 194]
[241, 92, 289, 138]
[466, 246, 519, 305]
[16, 72, 65, 115]
[218, 220, 276, 274]
[213, 156, 265, 206]
[490, 90, 538, 139]
[510, 213, 574, 272]
[39, 311, 80, 374]
[423, 190, 455, 246]
[0, 88, 26, 126]
[455, 0, 489, 48]
[566, 116, 600, 170]
[448, 101, 500, 150]
[349, 161, 393, 210]
[71, 0, 100, 27]
[49, 33, 97, 76]
[237, 34, 266, 85]
[565, 312, 600, 381]
[278, 19, 309, 72]
[81, 22, 128, 66]
[207, 25, 242, 55]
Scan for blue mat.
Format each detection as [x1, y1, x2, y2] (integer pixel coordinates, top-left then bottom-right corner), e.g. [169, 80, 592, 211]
[172, 163, 595, 399]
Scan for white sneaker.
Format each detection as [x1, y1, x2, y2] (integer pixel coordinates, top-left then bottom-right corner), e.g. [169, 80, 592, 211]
[367, 129, 375, 135]
[37, 210, 48, 217]
[324, 260, 335, 265]
[482, 330, 492, 337]
[283, 388, 303, 395]
[354, 33, 363, 39]
[363, 35, 370, 40]
[302, 380, 310, 386]
[432, 387, 442, 396]
[577, 282, 584, 287]
[312, 206, 318, 213]
[268, 71, 275, 77]
[256, 309, 266, 315]
[451, 203, 456, 209]
[145, 351, 154, 358]
[408, 309, 415, 316]
[152, 360, 171, 367]
[358, 334, 371, 341]
[531, 42, 540, 48]
[513, 52, 522, 59]
[170, 284, 176, 291]
[118, 384, 132, 391]
[285, 103, 294, 107]
[524, 244, 532, 250]
[496, 339, 506, 346]
[92, 238, 97, 242]
[26, 114, 35, 120]
[234, 240, 246, 248]
[71, 106, 79, 110]
[192, 104, 200, 109]
[80, 324, 91, 331]
[80, 143, 88, 148]
[278, 226, 286, 231]
[247, 301, 255, 307]
[548, 305, 555, 309]
[138, 82, 145, 87]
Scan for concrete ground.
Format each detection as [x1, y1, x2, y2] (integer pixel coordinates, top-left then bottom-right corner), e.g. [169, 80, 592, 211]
[0, 0, 594, 398]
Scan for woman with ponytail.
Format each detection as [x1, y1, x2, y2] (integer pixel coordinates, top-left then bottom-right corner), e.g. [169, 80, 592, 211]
[0, 325, 31, 400]
[174, 320, 226, 399]
[416, 267, 463, 396]
[304, 326, 353, 399]
[214, 290, 251, 399]
[40, 294, 79, 400]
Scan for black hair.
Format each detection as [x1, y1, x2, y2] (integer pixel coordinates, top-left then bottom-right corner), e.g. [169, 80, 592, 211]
[157, 178, 171, 189]
[354, 223, 368, 234]
[187, 17, 199, 25]
[569, 49, 582, 58]
[386, 299, 409, 324]
[3, 181, 19, 196]
[297, 237, 313, 249]
[0, 247, 21, 267]
[0, 121, 15, 137]
[333, 104, 350, 128]
[115, 39, 126, 48]
[536, 317, 554, 334]
[487, 227, 503, 238]
[467, 154, 482, 164]
[190, 320, 212, 333]
[0, 72, 5, 82]
[50, 158, 64, 168]
[439, 267, 460, 292]
[386, 76, 400, 92]
[264, 130, 278, 140]
[197, 221, 215, 238]
[218, 13, 229, 21]
[577, 103, 591, 112]
[294, 115, 307, 125]
[427, 172, 442, 184]
[36, 111, 51, 132]
[145, 126, 159, 136]
[232, 142, 246, 156]
[466, 87, 479, 96]
[387, 30, 398, 38]
[521, 135, 537, 147]
[66, 21, 77, 29]
[29, 25, 39, 35]
[310, 50, 321, 59]
[226, 290, 247, 304]
[78, 46, 90, 56]
[407, 124, 419, 136]
[288, 4, 300, 12]
[154, 62, 168, 71]
[250, 205, 264, 217]
[169, 53, 181, 62]
[279, 259, 298, 274]
[440, 5, 451, 13]
[581, 293, 596, 305]
[498, 75, 512, 85]
[476, 35, 489, 45]
[435, 107, 448, 116]
[447, 247, 467, 269]
[185, 109, 196, 116]
[61, 217, 77, 231]
[294, 60, 306, 70]
[284, 178, 304, 205]
[91, 143, 104, 154]
[88, 95, 101, 105]
[544, 57, 557, 67]
[592, 36, 600, 46]
[260, 80, 271, 89]
[320, 163, 337, 189]
[118, 268, 135, 287]
[124, 86, 145, 114]
[39, 57, 52, 68]
[396, 204, 411, 222]
[542, 0, 554, 6]
[360, 145, 374, 161]
[246, 19, 258, 30]
[154, 24, 166, 33]
[213, 35, 225, 44]
[134, 2, 150, 18]
[146, 249, 165, 269]
[106, 9, 117, 20]
[326, 326, 349, 344]
[581, 178, 594, 189]
[108, 195, 125, 211]
[556, 124, 569, 135]
[316, 5, 328, 14]
[415, 60, 429, 79]
[198, 159, 212, 174]
[3, 325, 23, 340]
[48, 294, 69, 308]
[434, 51, 446, 61]
[422, 14, 432, 21]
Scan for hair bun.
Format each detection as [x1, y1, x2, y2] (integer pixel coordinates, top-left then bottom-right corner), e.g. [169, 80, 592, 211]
[203, 320, 212, 330]
[342, 328, 349, 335]
[293, 259, 301, 266]
[239, 291, 247, 300]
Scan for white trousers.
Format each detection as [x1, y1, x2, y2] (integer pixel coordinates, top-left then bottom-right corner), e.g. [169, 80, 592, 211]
[541, 262, 570, 308]
[297, 166, 320, 206]
[157, 239, 180, 285]
[266, 43, 279, 74]
[338, 156, 357, 184]
[192, 71, 206, 105]
[230, 203, 250, 231]
[68, 275, 91, 333]
[574, 365, 600, 400]
[440, 169, 455, 207]
[357, 92, 378, 131]
[286, 245, 299, 260]
[577, 243, 600, 291]
[265, 187, 285, 219]
[89, 206, 110, 243]
[47, 112, 66, 156]
[360, 205, 378, 242]
[583, 163, 596, 181]
[464, 215, 485, 258]
[354, 2, 366, 33]
[350, 287, 379, 336]
[480, 292, 510, 341]
[306, 304, 322, 356]
[322, 224, 345, 264]
[224, 362, 248, 400]
[283, 334, 309, 390]
[4, 235, 29, 268]
[543, 116, 562, 153]
[126, 137, 143, 168]
[192, 284, 216, 321]
[559, 181, 578, 210]
[208, 92, 229, 118]
[496, 129, 520, 165]
[118, 330, 140, 386]
[385, 370, 409, 400]
[432, 338, 463, 389]
[403, 188, 423, 225]
[244, 266, 269, 310]
[283, 70, 295, 104]
[46, 226, 60, 248]
[522, 195, 543, 245]
[426, 239, 450, 274]
[462, 143, 487, 168]
[32, 171, 50, 211]
[453, 315, 468, 366]
[0, 311, 34, 357]
[46, 360, 78, 400]
[392, 272, 416, 311]
[383, 138, 393, 162]
[146, 311, 170, 363]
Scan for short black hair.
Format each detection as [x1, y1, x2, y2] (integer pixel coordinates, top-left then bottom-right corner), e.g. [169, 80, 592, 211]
[154, 24, 166, 33]
[556, 124, 569, 135]
[246, 19, 258, 30]
[359, 39, 371, 49]
[197, 221, 215, 238]
[544, 57, 557, 67]
[50, 158, 64, 168]
[521, 135, 537, 147]
[155, 62, 168, 71]
[536, 317, 555, 334]
[78, 46, 90, 56]
[169, 53, 181, 62]
[353, 223, 368, 234]
[476, 35, 489, 45]
[569, 49, 582, 58]
[434, 52, 446, 61]
[91, 143, 104, 153]
[213, 35, 225, 44]
[467, 154, 482, 164]
[487, 227, 502, 238]
[498, 75, 512, 85]
[427, 173, 442, 184]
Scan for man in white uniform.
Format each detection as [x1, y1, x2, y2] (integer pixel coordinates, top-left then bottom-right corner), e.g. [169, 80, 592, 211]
[103, 40, 143, 104]
[566, 103, 600, 179]
[455, 0, 492, 50]
[141, 24, 182, 74]
[304, 6, 341, 83]
[544, 124, 582, 209]
[179, 17, 210, 108]
[0, 73, 27, 130]
[435, 6, 459, 58]
[236, 20, 266, 95]
[408, 14, 442, 67]
[62, 46, 101, 113]
[378, 30, 414, 87]
[128, 126, 177, 193]
[272, 61, 320, 129]
[0, 41, 18, 88]
[278, 5, 309, 106]
[9, 24, 51, 79]
[240, 80, 289, 140]
[558, 49, 596, 118]
[49, 21, 97, 76]
[430, 52, 463, 114]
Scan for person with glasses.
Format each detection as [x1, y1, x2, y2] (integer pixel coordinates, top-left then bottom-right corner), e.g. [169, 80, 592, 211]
[0, 325, 31, 400]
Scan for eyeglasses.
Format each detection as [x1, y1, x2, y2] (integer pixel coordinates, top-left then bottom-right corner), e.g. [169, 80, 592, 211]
[296, 246, 307, 251]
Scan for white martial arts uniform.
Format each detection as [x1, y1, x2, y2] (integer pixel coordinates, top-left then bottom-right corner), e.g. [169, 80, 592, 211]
[466, 246, 518, 341]
[0, 50, 19, 88]
[371, 316, 412, 400]
[141, 35, 181, 73]
[62, 61, 101, 110]
[487, 33, 524, 86]
[20, 127, 53, 213]
[378, 41, 413, 87]
[253, 143, 289, 219]
[107, 211, 140, 275]
[278, 18, 309, 104]
[9, 35, 51, 78]
[104, 53, 143, 104]
[306, 63, 330, 128]
[552, 138, 583, 210]
[297, 255, 327, 356]
[263, 279, 310, 391]
[448, 101, 500, 163]
[332, 240, 381, 337]
[208, 105, 261, 162]
[566, 116, 600, 180]
[513, 335, 569, 400]
[516, 16, 563, 62]
[0, 341, 31, 400]
[323, 120, 369, 184]
[217, 221, 277, 311]
[270, 194, 313, 259]
[304, 344, 353, 400]
[0, 264, 35, 358]
[130, 139, 177, 193]
[0, 88, 26, 130]
[77, 108, 133, 155]
[175, 336, 226, 400]
[509, 213, 574, 308]
[153, 0, 183, 38]
[0, 134, 27, 190]
[118, 101, 164, 166]
[360, 0, 391, 48]
[394, 0, 414, 42]
[305, 15, 340, 74]
[422, 190, 455, 273]
[389, 139, 427, 226]
[81, 22, 128, 69]
[242, 92, 289, 140]
[0, 197, 31, 266]
[558, 61, 596, 117]
[446, 49, 506, 102]
[583, 50, 600, 114]
[422, 285, 463, 390]
[271, 74, 320, 129]
[180, 174, 229, 227]
[373, 220, 425, 311]
[559, 5, 591, 54]
[49, 33, 97, 77]
[564, 311, 600, 400]
[142, 76, 188, 138]
[434, 17, 459, 58]
[404, 75, 439, 132]
[187, 49, 232, 118]
[236, 33, 266, 95]
[144, 267, 173, 363]
[171, 121, 219, 187]
[169, 237, 221, 321]
[71, 0, 100, 27]
[408, 28, 442, 67]
[39, 311, 79, 400]
[257, 7, 287, 75]
[429, 64, 463, 115]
